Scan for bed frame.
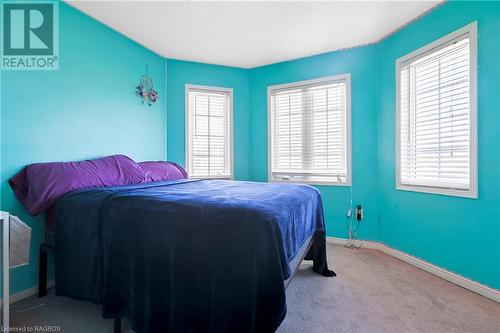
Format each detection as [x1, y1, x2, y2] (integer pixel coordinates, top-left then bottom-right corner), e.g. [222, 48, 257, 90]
[38, 234, 315, 333]
[284, 234, 313, 289]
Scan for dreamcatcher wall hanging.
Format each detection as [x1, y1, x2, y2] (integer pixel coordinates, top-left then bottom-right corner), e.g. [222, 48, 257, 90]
[136, 65, 159, 106]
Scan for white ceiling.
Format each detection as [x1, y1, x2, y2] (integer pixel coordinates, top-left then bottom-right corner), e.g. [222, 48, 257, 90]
[67, 1, 442, 69]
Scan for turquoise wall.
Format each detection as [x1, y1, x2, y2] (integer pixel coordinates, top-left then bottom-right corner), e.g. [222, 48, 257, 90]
[248, 47, 380, 241]
[165, 52, 380, 241]
[166, 59, 250, 180]
[376, 1, 500, 290]
[0, 2, 166, 294]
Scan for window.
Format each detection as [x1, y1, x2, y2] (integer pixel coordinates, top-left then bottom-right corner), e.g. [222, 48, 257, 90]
[186, 85, 233, 179]
[396, 22, 477, 198]
[268, 74, 351, 185]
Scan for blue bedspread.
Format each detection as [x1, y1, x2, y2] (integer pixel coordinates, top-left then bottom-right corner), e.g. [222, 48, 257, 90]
[54, 179, 334, 333]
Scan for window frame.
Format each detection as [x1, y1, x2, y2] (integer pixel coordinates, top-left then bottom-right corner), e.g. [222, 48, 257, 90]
[395, 22, 478, 198]
[267, 74, 352, 186]
[185, 84, 234, 180]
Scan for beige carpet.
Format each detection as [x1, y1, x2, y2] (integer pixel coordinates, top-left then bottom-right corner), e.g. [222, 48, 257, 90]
[11, 244, 500, 333]
[278, 245, 500, 333]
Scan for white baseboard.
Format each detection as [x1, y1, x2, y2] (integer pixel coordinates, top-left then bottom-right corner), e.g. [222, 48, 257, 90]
[327, 237, 500, 303]
[3, 280, 55, 305]
[328, 237, 380, 250]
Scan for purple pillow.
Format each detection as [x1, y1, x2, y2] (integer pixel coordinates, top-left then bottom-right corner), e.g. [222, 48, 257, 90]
[9, 155, 148, 216]
[139, 161, 188, 182]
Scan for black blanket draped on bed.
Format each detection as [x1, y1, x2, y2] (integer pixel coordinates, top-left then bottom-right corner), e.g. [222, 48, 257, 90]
[54, 179, 335, 333]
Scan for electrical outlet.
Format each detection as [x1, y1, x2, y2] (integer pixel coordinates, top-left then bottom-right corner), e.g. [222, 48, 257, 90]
[356, 205, 363, 221]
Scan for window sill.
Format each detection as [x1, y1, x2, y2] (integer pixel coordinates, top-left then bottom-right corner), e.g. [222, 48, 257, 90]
[269, 178, 351, 187]
[189, 176, 233, 180]
[396, 184, 477, 199]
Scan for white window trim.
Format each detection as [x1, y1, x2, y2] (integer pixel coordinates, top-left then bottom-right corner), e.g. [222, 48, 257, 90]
[395, 21, 478, 199]
[267, 74, 352, 186]
[185, 84, 234, 180]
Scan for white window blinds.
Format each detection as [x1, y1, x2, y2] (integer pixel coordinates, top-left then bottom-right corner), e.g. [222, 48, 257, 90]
[186, 86, 232, 178]
[397, 23, 477, 197]
[269, 75, 351, 184]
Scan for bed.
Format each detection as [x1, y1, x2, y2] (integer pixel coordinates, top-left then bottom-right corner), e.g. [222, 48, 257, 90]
[10, 156, 335, 333]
